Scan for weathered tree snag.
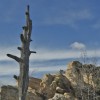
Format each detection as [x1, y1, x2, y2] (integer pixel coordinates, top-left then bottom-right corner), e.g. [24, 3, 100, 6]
[7, 5, 35, 100]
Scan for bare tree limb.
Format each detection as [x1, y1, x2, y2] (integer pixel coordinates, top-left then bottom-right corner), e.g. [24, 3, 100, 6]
[17, 47, 22, 51]
[30, 51, 36, 53]
[29, 51, 36, 56]
[29, 39, 32, 42]
[7, 54, 22, 62]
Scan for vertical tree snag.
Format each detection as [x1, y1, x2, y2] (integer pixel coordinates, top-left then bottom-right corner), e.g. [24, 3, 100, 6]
[7, 5, 36, 100]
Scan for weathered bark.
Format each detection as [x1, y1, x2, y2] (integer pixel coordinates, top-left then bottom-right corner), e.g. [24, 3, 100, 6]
[7, 5, 35, 100]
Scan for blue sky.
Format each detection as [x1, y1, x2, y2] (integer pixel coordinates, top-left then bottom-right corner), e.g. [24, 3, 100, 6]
[0, 0, 100, 85]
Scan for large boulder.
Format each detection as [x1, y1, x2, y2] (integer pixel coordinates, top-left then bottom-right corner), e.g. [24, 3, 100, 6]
[65, 61, 83, 86]
[1, 85, 18, 100]
[39, 73, 74, 99]
[65, 61, 100, 100]
[39, 74, 56, 99]
[28, 77, 42, 91]
[1, 85, 43, 100]
[14, 75, 42, 91]
[48, 93, 76, 100]
[48, 93, 67, 100]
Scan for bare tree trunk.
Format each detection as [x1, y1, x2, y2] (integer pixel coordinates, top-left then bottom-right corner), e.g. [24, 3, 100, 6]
[7, 5, 36, 100]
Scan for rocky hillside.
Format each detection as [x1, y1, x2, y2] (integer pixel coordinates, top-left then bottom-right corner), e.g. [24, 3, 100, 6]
[0, 61, 100, 100]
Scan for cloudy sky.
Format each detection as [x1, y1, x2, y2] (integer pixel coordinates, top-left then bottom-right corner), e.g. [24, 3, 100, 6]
[0, 0, 100, 85]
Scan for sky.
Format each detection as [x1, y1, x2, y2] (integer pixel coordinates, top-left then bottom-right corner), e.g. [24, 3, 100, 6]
[0, 0, 100, 85]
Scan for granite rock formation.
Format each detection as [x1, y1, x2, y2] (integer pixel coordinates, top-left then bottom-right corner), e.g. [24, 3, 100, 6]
[0, 61, 100, 100]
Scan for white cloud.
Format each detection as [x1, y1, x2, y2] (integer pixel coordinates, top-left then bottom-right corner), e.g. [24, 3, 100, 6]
[30, 49, 80, 61]
[70, 42, 86, 50]
[1, 45, 100, 63]
[0, 45, 80, 62]
[0, 46, 20, 61]
[1, 46, 100, 85]
[42, 9, 92, 28]
[30, 65, 66, 73]
[0, 61, 66, 76]
[0, 64, 19, 76]
[0, 63, 67, 85]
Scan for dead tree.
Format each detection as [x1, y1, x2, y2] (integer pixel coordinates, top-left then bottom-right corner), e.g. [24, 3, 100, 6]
[7, 5, 36, 100]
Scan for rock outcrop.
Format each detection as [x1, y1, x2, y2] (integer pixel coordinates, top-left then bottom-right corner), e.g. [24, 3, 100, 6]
[14, 75, 42, 91]
[1, 85, 43, 100]
[65, 61, 100, 100]
[0, 61, 100, 100]
[39, 73, 74, 99]
[48, 93, 67, 100]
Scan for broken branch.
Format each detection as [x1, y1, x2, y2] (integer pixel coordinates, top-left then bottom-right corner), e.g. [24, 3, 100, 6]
[7, 54, 22, 62]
